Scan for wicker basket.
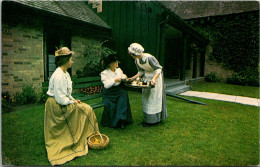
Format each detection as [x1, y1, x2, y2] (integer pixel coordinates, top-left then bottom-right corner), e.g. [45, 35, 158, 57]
[88, 131, 109, 149]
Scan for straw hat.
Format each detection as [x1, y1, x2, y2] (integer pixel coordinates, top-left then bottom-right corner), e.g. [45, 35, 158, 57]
[128, 43, 144, 56]
[55, 47, 74, 57]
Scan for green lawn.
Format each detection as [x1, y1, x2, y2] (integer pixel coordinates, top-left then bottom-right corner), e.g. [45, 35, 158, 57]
[190, 81, 259, 98]
[2, 83, 259, 166]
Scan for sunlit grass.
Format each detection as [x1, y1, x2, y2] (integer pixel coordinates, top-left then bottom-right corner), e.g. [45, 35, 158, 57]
[190, 81, 259, 98]
[2, 87, 259, 166]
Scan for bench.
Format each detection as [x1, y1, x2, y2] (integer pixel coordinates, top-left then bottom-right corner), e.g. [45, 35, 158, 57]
[42, 76, 104, 109]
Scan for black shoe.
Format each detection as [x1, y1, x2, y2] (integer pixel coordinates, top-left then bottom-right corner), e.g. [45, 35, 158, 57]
[120, 124, 125, 129]
[142, 122, 149, 127]
[142, 121, 160, 127]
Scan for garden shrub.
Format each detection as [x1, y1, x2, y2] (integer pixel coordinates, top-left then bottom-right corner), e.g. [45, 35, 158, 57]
[227, 67, 259, 86]
[205, 72, 221, 82]
[38, 90, 48, 104]
[2, 85, 47, 113]
[2, 92, 14, 114]
[76, 47, 102, 77]
[76, 40, 116, 78]
[190, 11, 259, 87]
[13, 85, 38, 105]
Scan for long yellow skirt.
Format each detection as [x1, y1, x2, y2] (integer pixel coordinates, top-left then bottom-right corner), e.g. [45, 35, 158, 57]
[44, 97, 99, 166]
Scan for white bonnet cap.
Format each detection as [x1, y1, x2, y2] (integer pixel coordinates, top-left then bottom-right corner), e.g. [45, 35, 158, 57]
[128, 43, 144, 56]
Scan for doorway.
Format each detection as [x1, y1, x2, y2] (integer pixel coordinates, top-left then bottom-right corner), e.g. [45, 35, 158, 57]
[163, 25, 183, 79]
[44, 26, 71, 80]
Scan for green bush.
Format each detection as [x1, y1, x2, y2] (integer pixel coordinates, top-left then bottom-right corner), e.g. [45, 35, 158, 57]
[205, 72, 221, 82]
[191, 12, 259, 86]
[76, 40, 116, 78]
[76, 61, 102, 77]
[1, 92, 14, 114]
[13, 85, 38, 105]
[226, 67, 259, 86]
[2, 86, 46, 113]
[38, 90, 48, 104]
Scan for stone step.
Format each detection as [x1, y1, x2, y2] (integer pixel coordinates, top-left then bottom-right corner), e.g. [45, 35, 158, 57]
[165, 77, 203, 95]
[189, 77, 204, 84]
[166, 85, 191, 95]
[165, 79, 186, 88]
[166, 81, 187, 89]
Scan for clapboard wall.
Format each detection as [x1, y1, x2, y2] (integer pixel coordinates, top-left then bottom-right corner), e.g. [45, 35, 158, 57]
[93, 1, 164, 75]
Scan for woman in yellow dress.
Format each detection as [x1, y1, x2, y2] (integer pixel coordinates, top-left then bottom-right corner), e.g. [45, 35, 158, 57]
[44, 47, 99, 166]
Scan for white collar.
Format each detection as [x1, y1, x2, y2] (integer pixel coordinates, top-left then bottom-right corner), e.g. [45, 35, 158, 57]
[141, 54, 148, 61]
[57, 67, 69, 78]
[108, 68, 116, 73]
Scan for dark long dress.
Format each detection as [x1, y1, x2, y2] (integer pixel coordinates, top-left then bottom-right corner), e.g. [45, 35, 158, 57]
[101, 85, 133, 127]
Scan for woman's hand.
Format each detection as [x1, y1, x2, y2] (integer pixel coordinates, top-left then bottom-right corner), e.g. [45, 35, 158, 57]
[151, 78, 156, 86]
[73, 100, 81, 104]
[151, 73, 160, 86]
[114, 77, 122, 82]
[126, 74, 142, 82]
[126, 77, 134, 82]
[121, 74, 127, 80]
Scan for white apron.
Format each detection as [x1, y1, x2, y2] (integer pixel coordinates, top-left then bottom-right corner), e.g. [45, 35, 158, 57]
[137, 55, 163, 115]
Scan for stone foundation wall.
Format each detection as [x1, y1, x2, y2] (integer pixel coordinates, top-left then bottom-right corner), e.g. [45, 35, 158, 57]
[2, 19, 44, 95]
[2, 17, 108, 96]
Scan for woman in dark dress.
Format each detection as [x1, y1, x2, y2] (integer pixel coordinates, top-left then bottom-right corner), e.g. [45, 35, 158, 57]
[100, 54, 133, 129]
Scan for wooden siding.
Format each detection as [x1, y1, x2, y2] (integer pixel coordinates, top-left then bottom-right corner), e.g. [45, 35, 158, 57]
[95, 1, 163, 75]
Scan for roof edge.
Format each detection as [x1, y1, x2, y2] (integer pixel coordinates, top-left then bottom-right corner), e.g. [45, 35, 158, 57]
[9, 0, 111, 30]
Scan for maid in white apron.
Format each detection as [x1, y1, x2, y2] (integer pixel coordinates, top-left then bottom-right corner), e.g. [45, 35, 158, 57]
[127, 43, 167, 127]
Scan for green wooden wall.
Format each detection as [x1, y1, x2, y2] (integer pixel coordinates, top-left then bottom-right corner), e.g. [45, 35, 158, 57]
[95, 1, 164, 76]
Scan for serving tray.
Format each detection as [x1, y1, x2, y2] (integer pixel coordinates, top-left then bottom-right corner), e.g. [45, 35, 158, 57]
[125, 83, 154, 89]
